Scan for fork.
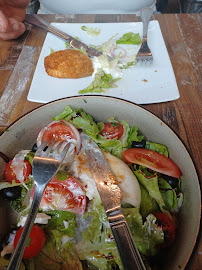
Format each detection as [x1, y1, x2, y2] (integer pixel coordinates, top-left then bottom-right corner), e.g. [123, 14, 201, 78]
[7, 140, 70, 270]
[136, 7, 154, 63]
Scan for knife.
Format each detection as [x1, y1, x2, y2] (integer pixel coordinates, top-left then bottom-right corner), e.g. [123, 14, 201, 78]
[25, 14, 102, 57]
[81, 133, 146, 270]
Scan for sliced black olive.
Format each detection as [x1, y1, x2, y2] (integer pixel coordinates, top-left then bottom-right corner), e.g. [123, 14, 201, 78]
[164, 176, 179, 188]
[32, 143, 38, 152]
[0, 186, 22, 201]
[131, 140, 146, 148]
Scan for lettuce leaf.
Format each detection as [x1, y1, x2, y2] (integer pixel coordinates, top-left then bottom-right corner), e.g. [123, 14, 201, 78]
[77, 201, 123, 269]
[78, 69, 120, 94]
[123, 209, 164, 256]
[44, 210, 76, 237]
[94, 134, 123, 159]
[116, 32, 141, 45]
[158, 178, 178, 211]
[127, 126, 145, 148]
[53, 106, 100, 138]
[139, 184, 159, 219]
[32, 230, 82, 270]
[145, 142, 169, 157]
[10, 178, 33, 213]
[133, 167, 170, 216]
[81, 25, 100, 36]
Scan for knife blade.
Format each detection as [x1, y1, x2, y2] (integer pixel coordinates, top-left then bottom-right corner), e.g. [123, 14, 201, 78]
[81, 133, 146, 270]
[25, 14, 103, 57]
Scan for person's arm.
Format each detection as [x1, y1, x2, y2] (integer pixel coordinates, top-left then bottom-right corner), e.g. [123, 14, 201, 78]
[0, 0, 31, 40]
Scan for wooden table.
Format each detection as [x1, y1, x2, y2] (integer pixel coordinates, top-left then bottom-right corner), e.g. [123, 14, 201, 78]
[0, 13, 201, 269]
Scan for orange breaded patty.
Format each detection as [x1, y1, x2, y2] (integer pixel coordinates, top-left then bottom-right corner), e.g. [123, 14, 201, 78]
[44, 49, 94, 79]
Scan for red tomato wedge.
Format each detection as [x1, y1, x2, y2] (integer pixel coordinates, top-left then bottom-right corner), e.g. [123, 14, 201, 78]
[37, 176, 86, 215]
[37, 120, 81, 154]
[122, 148, 180, 178]
[5, 159, 32, 184]
[100, 122, 124, 140]
[14, 225, 46, 259]
[153, 212, 176, 247]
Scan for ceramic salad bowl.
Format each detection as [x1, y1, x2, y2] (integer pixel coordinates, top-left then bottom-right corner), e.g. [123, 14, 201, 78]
[0, 96, 201, 270]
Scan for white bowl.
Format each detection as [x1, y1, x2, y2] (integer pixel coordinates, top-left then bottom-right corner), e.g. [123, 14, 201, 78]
[0, 96, 201, 269]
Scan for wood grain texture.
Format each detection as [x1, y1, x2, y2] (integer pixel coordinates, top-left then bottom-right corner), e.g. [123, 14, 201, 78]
[0, 14, 201, 269]
[0, 46, 42, 126]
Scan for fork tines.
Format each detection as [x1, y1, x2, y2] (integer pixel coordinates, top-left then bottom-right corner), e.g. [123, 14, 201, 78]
[136, 41, 153, 63]
[36, 140, 70, 161]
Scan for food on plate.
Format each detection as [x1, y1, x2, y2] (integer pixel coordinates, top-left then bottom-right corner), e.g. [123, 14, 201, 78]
[122, 148, 180, 178]
[0, 105, 183, 270]
[44, 49, 94, 79]
[14, 225, 46, 259]
[81, 25, 100, 36]
[100, 122, 124, 139]
[116, 32, 141, 45]
[153, 212, 175, 247]
[5, 158, 32, 184]
[45, 31, 141, 93]
[35, 176, 87, 215]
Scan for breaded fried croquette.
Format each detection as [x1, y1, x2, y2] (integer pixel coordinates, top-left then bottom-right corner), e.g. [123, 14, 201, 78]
[44, 49, 94, 79]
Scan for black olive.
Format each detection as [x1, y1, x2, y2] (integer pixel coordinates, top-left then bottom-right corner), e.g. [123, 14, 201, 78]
[164, 176, 179, 188]
[32, 143, 38, 152]
[0, 186, 22, 200]
[3, 253, 11, 260]
[131, 140, 146, 148]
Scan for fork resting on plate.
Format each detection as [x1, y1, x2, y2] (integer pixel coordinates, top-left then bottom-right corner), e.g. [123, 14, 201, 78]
[136, 7, 154, 63]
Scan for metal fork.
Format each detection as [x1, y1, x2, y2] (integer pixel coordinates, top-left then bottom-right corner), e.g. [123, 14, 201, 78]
[7, 140, 70, 270]
[136, 7, 154, 63]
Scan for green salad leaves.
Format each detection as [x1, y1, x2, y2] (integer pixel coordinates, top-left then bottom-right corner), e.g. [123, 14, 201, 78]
[116, 32, 141, 45]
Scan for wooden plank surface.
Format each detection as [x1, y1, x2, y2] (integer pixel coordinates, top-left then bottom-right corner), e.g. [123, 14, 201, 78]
[0, 13, 201, 269]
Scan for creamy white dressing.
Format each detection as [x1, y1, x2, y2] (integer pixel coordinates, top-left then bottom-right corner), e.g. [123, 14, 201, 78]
[63, 220, 69, 229]
[92, 55, 123, 79]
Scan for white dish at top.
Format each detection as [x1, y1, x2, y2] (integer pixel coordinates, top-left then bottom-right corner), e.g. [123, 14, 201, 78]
[27, 21, 180, 104]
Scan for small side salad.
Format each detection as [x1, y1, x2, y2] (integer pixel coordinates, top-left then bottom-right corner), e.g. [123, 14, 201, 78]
[0, 105, 183, 270]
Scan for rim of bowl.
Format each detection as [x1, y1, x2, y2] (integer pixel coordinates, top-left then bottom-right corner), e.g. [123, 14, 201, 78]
[0, 94, 201, 269]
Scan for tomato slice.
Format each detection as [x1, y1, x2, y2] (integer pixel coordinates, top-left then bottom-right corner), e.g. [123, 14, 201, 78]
[37, 120, 82, 154]
[122, 148, 180, 178]
[100, 122, 124, 139]
[14, 225, 46, 259]
[41, 121, 77, 142]
[153, 212, 175, 247]
[5, 160, 32, 184]
[39, 176, 86, 215]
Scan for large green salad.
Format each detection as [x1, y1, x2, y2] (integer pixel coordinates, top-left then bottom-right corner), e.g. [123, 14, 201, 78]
[0, 105, 183, 270]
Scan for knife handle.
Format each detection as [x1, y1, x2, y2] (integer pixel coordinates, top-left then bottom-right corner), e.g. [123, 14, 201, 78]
[25, 14, 74, 42]
[25, 14, 102, 57]
[110, 220, 146, 270]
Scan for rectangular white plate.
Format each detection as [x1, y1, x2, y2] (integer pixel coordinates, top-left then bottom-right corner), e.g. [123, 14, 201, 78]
[27, 21, 180, 104]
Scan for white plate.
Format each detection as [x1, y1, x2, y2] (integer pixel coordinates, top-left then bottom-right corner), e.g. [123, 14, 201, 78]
[27, 21, 180, 104]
